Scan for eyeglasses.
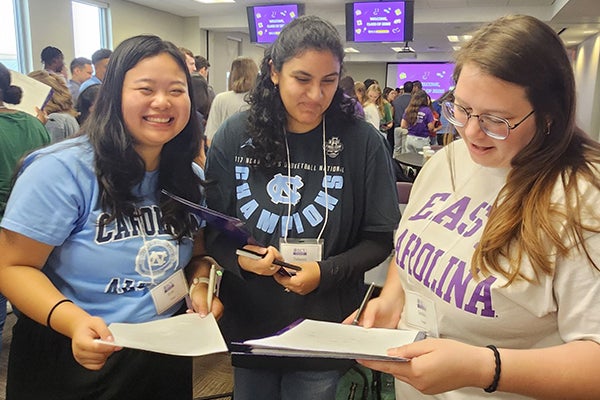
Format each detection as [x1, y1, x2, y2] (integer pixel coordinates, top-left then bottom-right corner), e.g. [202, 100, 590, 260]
[441, 101, 535, 140]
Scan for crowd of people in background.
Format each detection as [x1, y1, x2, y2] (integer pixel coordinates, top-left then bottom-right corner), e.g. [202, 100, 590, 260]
[2, 12, 599, 400]
[338, 75, 457, 182]
[353, 76, 456, 155]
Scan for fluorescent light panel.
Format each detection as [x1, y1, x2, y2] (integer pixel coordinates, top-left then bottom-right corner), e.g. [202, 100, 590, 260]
[447, 35, 472, 43]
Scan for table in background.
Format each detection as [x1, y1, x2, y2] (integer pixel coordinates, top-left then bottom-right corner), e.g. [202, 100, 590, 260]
[394, 152, 424, 181]
[394, 152, 424, 169]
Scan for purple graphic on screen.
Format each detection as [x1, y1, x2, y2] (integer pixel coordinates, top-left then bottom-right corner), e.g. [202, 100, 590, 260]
[252, 4, 299, 44]
[353, 1, 406, 42]
[393, 63, 455, 98]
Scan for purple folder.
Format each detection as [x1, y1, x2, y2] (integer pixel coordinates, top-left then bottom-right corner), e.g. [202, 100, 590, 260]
[161, 189, 258, 246]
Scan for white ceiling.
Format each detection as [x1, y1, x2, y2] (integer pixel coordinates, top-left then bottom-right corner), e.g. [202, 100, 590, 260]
[124, 0, 600, 62]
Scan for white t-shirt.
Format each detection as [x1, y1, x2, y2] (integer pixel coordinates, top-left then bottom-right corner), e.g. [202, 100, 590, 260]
[363, 103, 381, 134]
[394, 139, 600, 399]
[204, 90, 249, 140]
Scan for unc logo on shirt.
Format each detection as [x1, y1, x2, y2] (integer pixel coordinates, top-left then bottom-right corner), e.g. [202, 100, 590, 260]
[267, 173, 303, 205]
[135, 239, 178, 280]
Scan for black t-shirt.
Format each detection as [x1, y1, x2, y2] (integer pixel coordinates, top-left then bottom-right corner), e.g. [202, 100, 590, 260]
[205, 111, 400, 369]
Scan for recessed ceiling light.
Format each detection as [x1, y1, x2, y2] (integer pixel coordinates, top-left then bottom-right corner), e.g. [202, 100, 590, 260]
[447, 35, 459, 42]
[194, 0, 235, 3]
[344, 47, 360, 53]
[452, 46, 461, 51]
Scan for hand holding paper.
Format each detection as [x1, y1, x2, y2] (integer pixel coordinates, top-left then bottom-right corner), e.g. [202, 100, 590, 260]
[233, 319, 425, 361]
[96, 314, 227, 357]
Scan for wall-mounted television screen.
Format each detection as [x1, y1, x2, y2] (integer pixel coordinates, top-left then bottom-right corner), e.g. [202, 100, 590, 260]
[247, 3, 304, 44]
[346, 1, 414, 43]
[386, 62, 455, 99]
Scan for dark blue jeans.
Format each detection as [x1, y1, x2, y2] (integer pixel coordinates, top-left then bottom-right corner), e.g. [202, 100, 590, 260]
[233, 367, 341, 400]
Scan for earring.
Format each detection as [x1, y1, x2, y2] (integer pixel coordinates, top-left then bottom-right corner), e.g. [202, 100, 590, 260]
[545, 124, 551, 135]
[274, 84, 279, 91]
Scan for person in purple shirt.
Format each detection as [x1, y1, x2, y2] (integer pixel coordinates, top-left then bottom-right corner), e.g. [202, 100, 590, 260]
[401, 89, 436, 153]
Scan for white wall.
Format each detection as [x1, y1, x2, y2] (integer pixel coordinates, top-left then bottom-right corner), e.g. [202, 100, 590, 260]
[182, 17, 207, 58]
[572, 33, 600, 141]
[109, 0, 185, 47]
[27, 0, 76, 71]
[343, 63, 387, 89]
[206, 31, 264, 94]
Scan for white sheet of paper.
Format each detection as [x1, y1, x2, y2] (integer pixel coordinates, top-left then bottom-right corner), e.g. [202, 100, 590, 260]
[6, 70, 52, 116]
[97, 313, 228, 357]
[242, 319, 425, 361]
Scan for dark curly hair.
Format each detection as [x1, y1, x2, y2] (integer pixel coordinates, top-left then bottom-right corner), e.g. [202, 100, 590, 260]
[40, 46, 63, 65]
[0, 62, 23, 105]
[246, 15, 356, 168]
[86, 35, 203, 241]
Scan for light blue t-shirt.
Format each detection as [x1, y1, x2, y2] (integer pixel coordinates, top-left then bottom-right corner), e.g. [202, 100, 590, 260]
[1, 136, 200, 323]
[79, 75, 101, 94]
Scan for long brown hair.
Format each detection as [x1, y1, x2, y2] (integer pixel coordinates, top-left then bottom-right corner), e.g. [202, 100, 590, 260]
[28, 70, 78, 117]
[454, 15, 600, 284]
[228, 57, 259, 93]
[403, 90, 428, 126]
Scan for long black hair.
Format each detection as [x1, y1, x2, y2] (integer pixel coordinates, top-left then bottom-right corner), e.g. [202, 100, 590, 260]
[76, 83, 100, 125]
[87, 35, 202, 241]
[246, 15, 356, 168]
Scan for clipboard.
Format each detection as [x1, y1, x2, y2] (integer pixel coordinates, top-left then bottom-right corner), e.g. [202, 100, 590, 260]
[231, 319, 427, 361]
[162, 189, 257, 246]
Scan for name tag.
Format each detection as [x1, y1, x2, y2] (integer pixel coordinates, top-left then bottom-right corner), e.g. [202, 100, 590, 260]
[279, 238, 323, 262]
[150, 269, 187, 314]
[404, 290, 439, 338]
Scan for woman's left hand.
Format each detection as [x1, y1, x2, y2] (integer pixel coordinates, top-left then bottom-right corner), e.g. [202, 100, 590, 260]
[357, 338, 493, 395]
[273, 261, 321, 295]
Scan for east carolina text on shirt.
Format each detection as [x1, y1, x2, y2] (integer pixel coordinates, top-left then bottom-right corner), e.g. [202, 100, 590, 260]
[397, 192, 498, 318]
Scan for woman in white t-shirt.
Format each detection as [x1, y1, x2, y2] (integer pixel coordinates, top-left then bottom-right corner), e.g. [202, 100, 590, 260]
[347, 15, 600, 400]
[204, 57, 258, 144]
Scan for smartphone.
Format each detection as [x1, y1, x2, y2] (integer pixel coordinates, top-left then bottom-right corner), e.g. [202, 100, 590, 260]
[235, 248, 301, 277]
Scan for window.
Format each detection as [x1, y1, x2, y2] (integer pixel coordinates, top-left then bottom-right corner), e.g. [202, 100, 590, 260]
[0, 0, 20, 70]
[71, 0, 110, 58]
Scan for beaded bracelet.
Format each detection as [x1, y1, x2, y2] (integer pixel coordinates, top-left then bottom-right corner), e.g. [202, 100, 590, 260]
[484, 344, 501, 393]
[46, 299, 73, 332]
